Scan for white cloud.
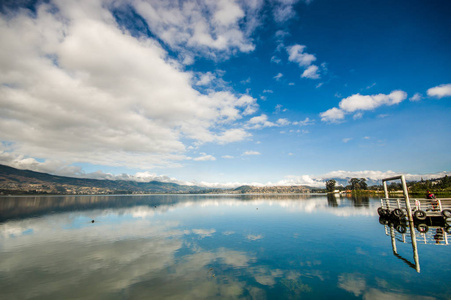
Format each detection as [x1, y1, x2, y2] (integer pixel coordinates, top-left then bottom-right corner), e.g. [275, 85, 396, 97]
[274, 175, 324, 187]
[427, 83, 451, 98]
[276, 118, 290, 126]
[342, 138, 352, 143]
[196, 72, 216, 86]
[409, 93, 422, 101]
[242, 151, 261, 156]
[320, 90, 407, 122]
[294, 118, 312, 126]
[222, 155, 234, 159]
[129, 0, 259, 58]
[216, 128, 252, 144]
[339, 90, 407, 112]
[274, 73, 283, 80]
[246, 114, 293, 129]
[0, 2, 259, 169]
[287, 44, 324, 80]
[301, 65, 320, 79]
[273, 0, 299, 23]
[246, 114, 276, 129]
[320, 108, 345, 123]
[193, 154, 216, 161]
[287, 44, 316, 67]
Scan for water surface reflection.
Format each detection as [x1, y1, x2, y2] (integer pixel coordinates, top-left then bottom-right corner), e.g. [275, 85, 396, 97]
[1, 194, 450, 299]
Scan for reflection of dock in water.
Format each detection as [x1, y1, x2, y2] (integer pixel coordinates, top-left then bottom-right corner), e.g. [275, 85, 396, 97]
[380, 216, 450, 273]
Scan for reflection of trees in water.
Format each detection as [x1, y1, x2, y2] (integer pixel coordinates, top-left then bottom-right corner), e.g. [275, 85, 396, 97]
[350, 195, 370, 207]
[327, 194, 370, 208]
[327, 194, 338, 207]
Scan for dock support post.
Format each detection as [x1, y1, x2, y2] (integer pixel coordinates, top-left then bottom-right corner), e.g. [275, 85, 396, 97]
[401, 175, 412, 222]
[400, 175, 420, 273]
[383, 180, 389, 199]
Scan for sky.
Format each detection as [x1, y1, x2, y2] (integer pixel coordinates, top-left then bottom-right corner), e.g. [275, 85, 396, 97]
[0, 0, 450, 188]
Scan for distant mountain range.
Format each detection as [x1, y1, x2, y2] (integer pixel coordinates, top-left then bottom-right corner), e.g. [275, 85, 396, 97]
[0, 164, 206, 195]
[0, 164, 313, 195]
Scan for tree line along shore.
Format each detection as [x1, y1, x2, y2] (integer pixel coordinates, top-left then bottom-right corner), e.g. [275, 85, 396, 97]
[325, 176, 451, 197]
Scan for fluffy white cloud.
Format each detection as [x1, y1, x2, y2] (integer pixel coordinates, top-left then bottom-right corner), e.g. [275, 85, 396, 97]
[286, 44, 324, 80]
[339, 90, 407, 112]
[320, 90, 407, 122]
[320, 107, 345, 123]
[216, 128, 251, 144]
[0, 1, 259, 169]
[301, 65, 320, 79]
[246, 114, 276, 129]
[287, 44, 316, 67]
[427, 83, 451, 98]
[128, 0, 261, 58]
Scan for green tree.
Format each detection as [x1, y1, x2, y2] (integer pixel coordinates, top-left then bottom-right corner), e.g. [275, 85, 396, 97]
[349, 178, 361, 190]
[359, 178, 368, 190]
[326, 179, 336, 192]
[348, 178, 368, 190]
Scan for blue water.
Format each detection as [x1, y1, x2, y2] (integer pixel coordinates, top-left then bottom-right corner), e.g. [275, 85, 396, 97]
[0, 194, 449, 299]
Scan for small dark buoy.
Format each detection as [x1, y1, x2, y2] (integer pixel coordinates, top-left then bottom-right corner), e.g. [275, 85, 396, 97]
[91, 220, 95, 223]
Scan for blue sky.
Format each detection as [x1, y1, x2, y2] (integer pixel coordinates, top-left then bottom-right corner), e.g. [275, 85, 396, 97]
[0, 0, 450, 187]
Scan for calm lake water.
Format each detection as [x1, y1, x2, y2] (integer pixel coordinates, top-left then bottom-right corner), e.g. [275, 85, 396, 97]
[1, 194, 450, 299]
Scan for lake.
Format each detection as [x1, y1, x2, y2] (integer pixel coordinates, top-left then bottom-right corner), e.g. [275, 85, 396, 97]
[0, 194, 450, 299]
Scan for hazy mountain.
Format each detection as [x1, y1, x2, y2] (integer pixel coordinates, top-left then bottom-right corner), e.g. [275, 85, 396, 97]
[0, 164, 206, 194]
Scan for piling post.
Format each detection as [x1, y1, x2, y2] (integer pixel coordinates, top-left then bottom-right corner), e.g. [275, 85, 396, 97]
[400, 175, 420, 272]
[383, 180, 389, 199]
[400, 175, 412, 222]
